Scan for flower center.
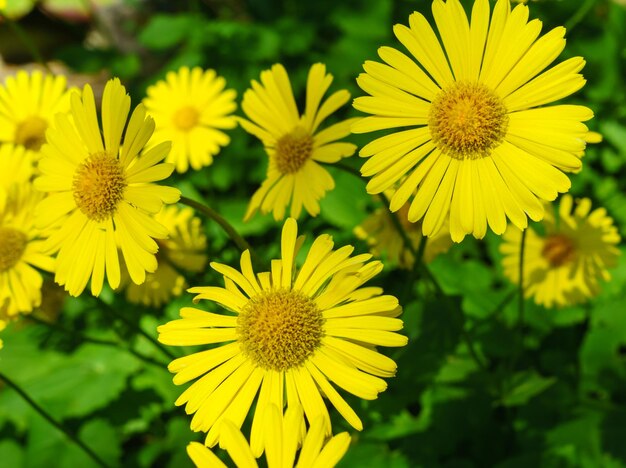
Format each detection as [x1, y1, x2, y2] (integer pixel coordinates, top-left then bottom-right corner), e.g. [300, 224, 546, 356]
[429, 81, 508, 160]
[15, 116, 48, 151]
[542, 233, 576, 267]
[275, 127, 314, 174]
[173, 106, 200, 131]
[0, 227, 27, 272]
[237, 289, 324, 371]
[72, 152, 127, 222]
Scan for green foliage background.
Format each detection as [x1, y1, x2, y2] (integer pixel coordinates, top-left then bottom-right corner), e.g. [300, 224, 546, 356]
[1, 0, 626, 466]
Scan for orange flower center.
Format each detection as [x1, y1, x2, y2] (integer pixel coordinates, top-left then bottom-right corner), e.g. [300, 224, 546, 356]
[0, 226, 27, 272]
[542, 233, 576, 267]
[173, 106, 200, 131]
[72, 152, 127, 222]
[275, 127, 314, 174]
[15, 116, 48, 151]
[429, 81, 508, 160]
[237, 289, 324, 371]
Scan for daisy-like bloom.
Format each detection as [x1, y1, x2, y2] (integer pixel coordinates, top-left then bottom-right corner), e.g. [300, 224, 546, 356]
[0, 70, 71, 153]
[501, 195, 621, 308]
[355, 195, 452, 268]
[34, 78, 180, 297]
[353, 0, 592, 242]
[239, 63, 358, 220]
[0, 185, 54, 321]
[124, 205, 208, 307]
[187, 404, 351, 468]
[0, 144, 34, 210]
[158, 218, 406, 453]
[143, 66, 237, 174]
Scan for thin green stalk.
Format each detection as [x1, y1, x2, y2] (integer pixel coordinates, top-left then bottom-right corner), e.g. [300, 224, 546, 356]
[178, 196, 257, 261]
[94, 297, 176, 361]
[2, 18, 52, 72]
[401, 234, 428, 303]
[517, 228, 528, 350]
[0, 372, 110, 468]
[565, 0, 597, 33]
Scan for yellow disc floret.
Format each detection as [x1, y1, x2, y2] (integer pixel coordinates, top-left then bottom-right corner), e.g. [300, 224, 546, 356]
[275, 127, 314, 174]
[173, 106, 200, 131]
[15, 116, 48, 151]
[0, 227, 27, 272]
[542, 233, 576, 267]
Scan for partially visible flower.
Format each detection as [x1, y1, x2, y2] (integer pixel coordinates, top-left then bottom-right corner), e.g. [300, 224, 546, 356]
[144, 67, 237, 173]
[0, 185, 54, 320]
[186, 404, 350, 468]
[353, 0, 591, 242]
[159, 218, 406, 453]
[34, 78, 180, 297]
[239, 63, 358, 220]
[501, 195, 621, 307]
[355, 195, 452, 269]
[0, 144, 34, 210]
[0, 71, 72, 153]
[124, 205, 208, 307]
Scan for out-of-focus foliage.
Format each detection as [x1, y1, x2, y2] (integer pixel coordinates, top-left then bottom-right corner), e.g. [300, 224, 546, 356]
[1, 0, 625, 467]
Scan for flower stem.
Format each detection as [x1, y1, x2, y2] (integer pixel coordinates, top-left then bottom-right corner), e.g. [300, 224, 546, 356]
[2, 16, 52, 73]
[565, 0, 597, 33]
[517, 228, 528, 350]
[0, 372, 110, 468]
[178, 195, 257, 261]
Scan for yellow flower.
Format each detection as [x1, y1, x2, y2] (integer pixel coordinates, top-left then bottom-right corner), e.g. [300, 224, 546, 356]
[124, 205, 208, 307]
[0, 185, 54, 320]
[0, 71, 72, 153]
[158, 218, 406, 452]
[355, 195, 452, 268]
[144, 67, 237, 173]
[34, 78, 180, 297]
[0, 144, 34, 210]
[239, 63, 358, 220]
[501, 195, 621, 308]
[186, 404, 350, 468]
[353, 0, 592, 242]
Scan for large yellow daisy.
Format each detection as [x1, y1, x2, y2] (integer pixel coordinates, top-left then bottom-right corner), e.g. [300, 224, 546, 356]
[124, 205, 208, 307]
[0, 70, 71, 153]
[187, 404, 351, 468]
[501, 195, 621, 308]
[158, 218, 406, 453]
[143, 66, 237, 173]
[34, 78, 180, 297]
[353, 0, 592, 242]
[0, 185, 54, 321]
[239, 63, 358, 220]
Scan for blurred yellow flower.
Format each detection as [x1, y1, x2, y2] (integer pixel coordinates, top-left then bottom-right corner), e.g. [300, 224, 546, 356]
[353, 0, 591, 242]
[239, 63, 357, 220]
[187, 404, 350, 468]
[124, 205, 208, 307]
[159, 218, 406, 453]
[0, 185, 54, 321]
[34, 78, 180, 297]
[0, 71, 72, 153]
[144, 67, 237, 173]
[501, 195, 621, 307]
[0, 144, 34, 210]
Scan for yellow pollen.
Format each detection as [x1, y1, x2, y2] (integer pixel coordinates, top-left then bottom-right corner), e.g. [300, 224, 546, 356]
[0, 227, 27, 272]
[429, 81, 508, 160]
[237, 289, 324, 371]
[173, 106, 200, 131]
[542, 234, 577, 267]
[72, 152, 126, 222]
[15, 116, 48, 151]
[275, 127, 314, 174]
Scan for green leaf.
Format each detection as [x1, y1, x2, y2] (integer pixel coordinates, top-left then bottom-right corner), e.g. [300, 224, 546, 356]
[139, 15, 199, 50]
[500, 371, 556, 407]
[319, 167, 369, 230]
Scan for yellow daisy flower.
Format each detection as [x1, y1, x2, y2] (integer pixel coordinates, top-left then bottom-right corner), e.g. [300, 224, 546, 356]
[0, 144, 34, 210]
[0, 185, 54, 321]
[34, 78, 181, 297]
[501, 195, 621, 308]
[355, 195, 452, 268]
[158, 218, 406, 452]
[143, 66, 237, 173]
[0, 70, 71, 152]
[124, 205, 208, 307]
[187, 404, 351, 468]
[353, 0, 592, 242]
[239, 63, 358, 220]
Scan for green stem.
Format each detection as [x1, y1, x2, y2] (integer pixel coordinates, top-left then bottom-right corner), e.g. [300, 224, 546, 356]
[2, 17, 52, 72]
[0, 372, 110, 468]
[94, 297, 176, 361]
[401, 234, 428, 303]
[517, 228, 528, 350]
[178, 196, 257, 261]
[565, 0, 597, 33]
